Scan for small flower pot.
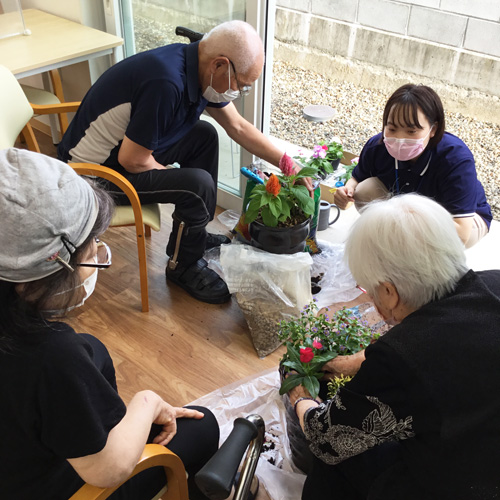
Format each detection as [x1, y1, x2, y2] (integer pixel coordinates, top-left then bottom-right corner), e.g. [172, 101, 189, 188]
[249, 217, 311, 254]
[330, 158, 341, 171]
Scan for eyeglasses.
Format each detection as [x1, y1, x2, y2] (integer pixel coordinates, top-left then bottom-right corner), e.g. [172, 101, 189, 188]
[227, 59, 252, 97]
[77, 239, 112, 269]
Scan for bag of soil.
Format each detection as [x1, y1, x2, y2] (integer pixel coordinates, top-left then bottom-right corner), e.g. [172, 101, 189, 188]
[220, 244, 313, 357]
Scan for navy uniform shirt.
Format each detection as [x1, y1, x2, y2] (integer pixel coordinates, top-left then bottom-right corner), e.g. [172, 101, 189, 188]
[352, 132, 492, 228]
[58, 41, 227, 168]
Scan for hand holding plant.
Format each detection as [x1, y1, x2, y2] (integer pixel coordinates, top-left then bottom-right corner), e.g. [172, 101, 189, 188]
[279, 301, 380, 399]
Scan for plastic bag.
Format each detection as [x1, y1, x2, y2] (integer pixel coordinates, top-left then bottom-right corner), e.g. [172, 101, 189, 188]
[220, 244, 313, 357]
[189, 368, 306, 500]
[311, 239, 361, 309]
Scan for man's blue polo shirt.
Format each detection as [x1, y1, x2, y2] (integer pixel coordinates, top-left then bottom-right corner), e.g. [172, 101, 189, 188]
[58, 41, 226, 167]
[352, 132, 492, 228]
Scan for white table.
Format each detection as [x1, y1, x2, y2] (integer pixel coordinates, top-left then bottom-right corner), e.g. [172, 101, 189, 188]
[0, 9, 123, 141]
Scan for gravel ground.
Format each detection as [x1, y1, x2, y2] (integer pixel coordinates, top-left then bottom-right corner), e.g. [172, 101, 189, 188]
[134, 19, 500, 220]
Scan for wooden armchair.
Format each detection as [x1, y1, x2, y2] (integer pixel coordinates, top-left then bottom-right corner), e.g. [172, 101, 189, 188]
[0, 64, 160, 312]
[68, 444, 188, 500]
[68, 415, 265, 500]
[20, 68, 74, 142]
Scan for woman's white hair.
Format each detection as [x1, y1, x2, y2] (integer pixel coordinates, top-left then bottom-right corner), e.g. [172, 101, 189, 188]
[345, 193, 469, 310]
[202, 20, 263, 75]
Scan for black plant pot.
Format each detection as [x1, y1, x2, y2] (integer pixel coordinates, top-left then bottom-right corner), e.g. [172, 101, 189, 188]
[249, 217, 311, 254]
[330, 158, 341, 171]
[279, 366, 315, 474]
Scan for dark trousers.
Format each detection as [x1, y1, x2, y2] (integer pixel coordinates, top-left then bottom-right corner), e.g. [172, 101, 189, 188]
[82, 334, 219, 500]
[103, 120, 220, 265]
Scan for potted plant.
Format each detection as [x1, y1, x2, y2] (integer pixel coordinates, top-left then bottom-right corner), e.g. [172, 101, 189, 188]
[277, 300, 380, 472]
[294, 138, 344, 183]
[244, 154, 318, 254]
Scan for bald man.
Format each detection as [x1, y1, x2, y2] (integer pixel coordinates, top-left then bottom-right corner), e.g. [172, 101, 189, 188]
[58, 21, 286, 305]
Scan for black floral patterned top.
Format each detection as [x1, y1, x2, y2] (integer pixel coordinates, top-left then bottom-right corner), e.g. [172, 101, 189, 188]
[303, 270, 500, 498]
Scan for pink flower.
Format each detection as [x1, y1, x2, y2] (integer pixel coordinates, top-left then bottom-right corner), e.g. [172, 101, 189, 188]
[279, 153, 295, 176]
[313, 145, 327, 159]
[312, 339, 323, 349]
[321, 145, 328, 150]
[300, 347, 314, 363]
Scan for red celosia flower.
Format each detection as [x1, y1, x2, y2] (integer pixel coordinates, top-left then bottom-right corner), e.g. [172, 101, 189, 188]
[300, 347, 314, 363]
[265, 173, 281, 196]
[279, 153, 295, 176]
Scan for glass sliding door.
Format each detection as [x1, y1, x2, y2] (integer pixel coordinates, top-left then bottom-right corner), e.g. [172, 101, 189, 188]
[115, 0, 275, 210]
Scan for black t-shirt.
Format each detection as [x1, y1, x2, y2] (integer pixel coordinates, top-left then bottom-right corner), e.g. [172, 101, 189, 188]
[0, 322, 126, 499]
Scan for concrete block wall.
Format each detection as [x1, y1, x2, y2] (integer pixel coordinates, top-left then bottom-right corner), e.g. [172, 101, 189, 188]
[275, 0, 500, 122]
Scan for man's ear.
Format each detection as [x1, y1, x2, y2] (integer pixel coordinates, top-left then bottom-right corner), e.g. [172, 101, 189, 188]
[210, 57, 229, 73]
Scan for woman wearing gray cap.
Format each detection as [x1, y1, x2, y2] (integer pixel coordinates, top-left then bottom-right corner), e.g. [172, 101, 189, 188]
[0, 148, 218, 499]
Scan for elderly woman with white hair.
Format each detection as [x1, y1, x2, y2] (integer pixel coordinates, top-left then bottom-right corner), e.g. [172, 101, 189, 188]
[288, 193, 500, 499]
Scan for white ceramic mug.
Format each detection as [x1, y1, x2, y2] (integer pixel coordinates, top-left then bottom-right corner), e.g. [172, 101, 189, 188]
[317, 200, 341, 231]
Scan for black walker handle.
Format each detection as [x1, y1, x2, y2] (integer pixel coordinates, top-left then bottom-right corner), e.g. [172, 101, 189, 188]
[195, 416, 264, 500]
[175, 26, 204, 43]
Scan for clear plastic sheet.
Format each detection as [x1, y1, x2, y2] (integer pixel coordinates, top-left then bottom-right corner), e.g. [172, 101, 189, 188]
[217, 209, 241, 231]
[189, 368, 306, 500]
[311, 239, 362, 309]
[220, 244, 313, 357]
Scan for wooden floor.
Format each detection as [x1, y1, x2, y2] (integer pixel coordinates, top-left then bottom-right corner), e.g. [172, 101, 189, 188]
[20, 131, 284, 407]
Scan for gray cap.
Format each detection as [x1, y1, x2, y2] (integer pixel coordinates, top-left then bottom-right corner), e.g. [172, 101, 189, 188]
[0, 148, 98, 282]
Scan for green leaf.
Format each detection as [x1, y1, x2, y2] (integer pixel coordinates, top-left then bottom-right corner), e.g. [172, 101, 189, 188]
[302, 375, 320, 399]
[260, 191, 273, 208]
[244, 195, 263, 223]
[279, 374, 305, 395]
[287, 343, 302, 364]
[261, 206, 278, 227]
[268, 196, 282, 218]
[282, 359, 305, 374]
[279, 197, 291, 220]
[312, 352, 337, 364]
[295, 166, 319, 179]
[291, 185, 315, 214]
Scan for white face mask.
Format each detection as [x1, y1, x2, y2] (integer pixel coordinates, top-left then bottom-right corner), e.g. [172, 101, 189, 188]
[44, 267, 98, 316]
[203, 65, 240, 103]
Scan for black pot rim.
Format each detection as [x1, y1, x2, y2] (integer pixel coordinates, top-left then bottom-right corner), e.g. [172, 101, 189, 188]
[250, 216, 311, 232]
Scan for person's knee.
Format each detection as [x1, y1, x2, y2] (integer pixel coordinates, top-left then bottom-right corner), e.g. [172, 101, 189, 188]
[195, 120, 219, 143]
[354, 177, 390, 211]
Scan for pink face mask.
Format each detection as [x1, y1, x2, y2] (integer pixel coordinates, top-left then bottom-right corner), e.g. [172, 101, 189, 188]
[384, 126, 434, 161]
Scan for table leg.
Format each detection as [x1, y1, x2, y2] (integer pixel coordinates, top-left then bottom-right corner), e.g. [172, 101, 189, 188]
[41, 71, 60, 144]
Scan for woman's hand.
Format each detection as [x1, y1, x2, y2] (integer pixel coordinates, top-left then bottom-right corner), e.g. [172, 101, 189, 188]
[153, 405, 204, 446]
[333, 185, 355, 209]
[288, 384, 322, 431]
[288, 384, 313, 406]
[321, 349, 366, 380]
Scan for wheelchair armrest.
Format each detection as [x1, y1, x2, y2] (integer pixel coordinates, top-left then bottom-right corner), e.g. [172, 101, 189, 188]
[175, 26, 204, 43]
[195, 415, 265, 500]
